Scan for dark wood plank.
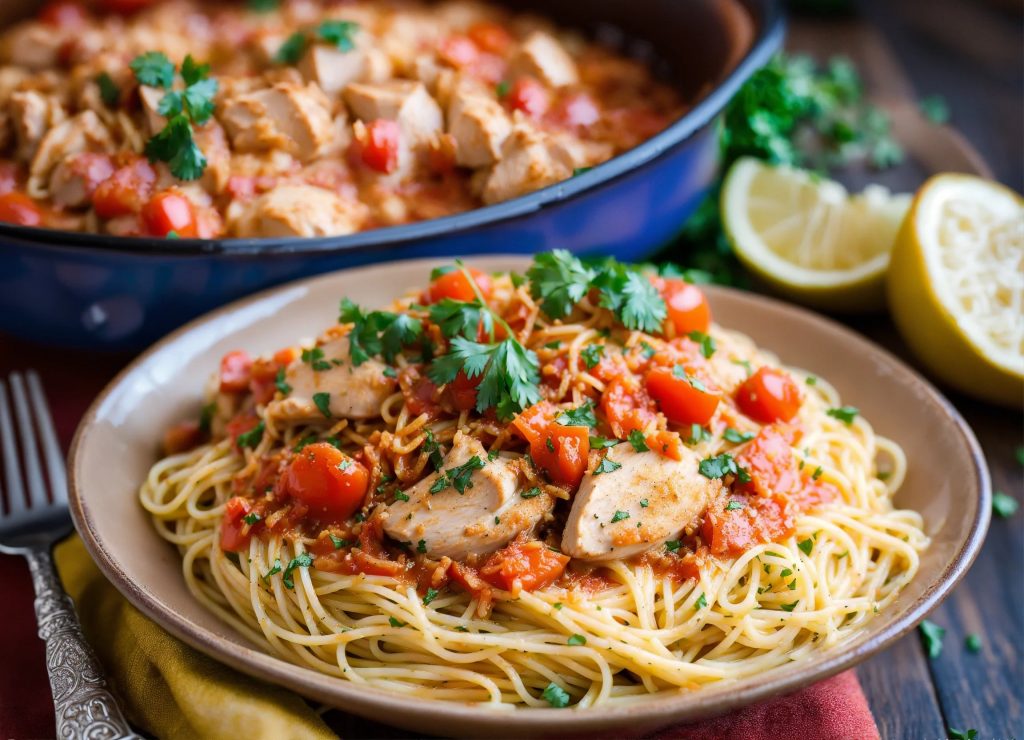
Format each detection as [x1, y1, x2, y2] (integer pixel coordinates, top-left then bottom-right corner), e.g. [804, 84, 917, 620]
[857, 634, 946, 740]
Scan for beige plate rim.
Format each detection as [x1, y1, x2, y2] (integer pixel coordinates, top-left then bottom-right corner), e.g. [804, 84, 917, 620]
[67, 256, 991, 736]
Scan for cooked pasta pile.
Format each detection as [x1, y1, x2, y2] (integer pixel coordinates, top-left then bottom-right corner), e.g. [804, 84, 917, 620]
[141, 253, 927, 707]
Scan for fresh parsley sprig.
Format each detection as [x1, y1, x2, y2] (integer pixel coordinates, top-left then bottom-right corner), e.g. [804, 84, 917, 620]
[338, 298, 423, 366]
[131, 52, 218, 181]
[275, 20, 360, 64]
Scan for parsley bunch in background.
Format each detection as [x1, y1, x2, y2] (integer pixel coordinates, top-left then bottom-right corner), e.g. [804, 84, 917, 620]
[130, 52, 218, 181]
[668, 53, 903, 285]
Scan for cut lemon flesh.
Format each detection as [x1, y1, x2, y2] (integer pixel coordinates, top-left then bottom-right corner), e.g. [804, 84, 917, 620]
[721, 157, 911, 311]
[888, 174, 1023, 406]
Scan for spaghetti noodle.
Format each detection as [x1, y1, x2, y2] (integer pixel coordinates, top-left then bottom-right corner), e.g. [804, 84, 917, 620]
[141, 253, 927, 708]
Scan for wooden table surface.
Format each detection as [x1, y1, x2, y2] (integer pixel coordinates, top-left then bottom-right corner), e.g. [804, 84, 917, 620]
[790, 1, 1023, 737]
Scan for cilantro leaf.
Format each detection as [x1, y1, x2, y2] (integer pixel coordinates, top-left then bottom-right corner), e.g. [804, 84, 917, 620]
[526, 250, 594, 318]
[388, 616, 406, 628]
[282, 552, 314, 589]
[594, 457, 621, 476]
[723, 428, 755, 444]
[798, 538, 813, 555]
[430, 455, 485, 494]
[236, 421, 264, 449]
[130, 51, 175, 89]
[183, 77, 218, 124]
[588, 435, 620, 449]
[919, 619, 945, 658]
[276, 31, 308, 64]
[827, 406, 859, 425]
[312, 392, 332, 418]
[725, 500, 744, 511]
[95, 73, 120, 107]
[687, 330, 716, 358]
[580, 343, 604, 369]
[627, 429, 649, 452]
[521, 487, 542, 499]
[275, 367, 292, 395]
[428, 336, 541, 420]
[610, 510, 630, 523]
[180, 54, 211, 86]
[567, 634, 587, 646]
[695, 592, 707, 609]
[423, 587, 439, 605]
[329, 534, 348, 549]
[665, 540, 681, 552]
[317, 19, 359, 52]
[423, 429, 445, 471]
[380, 313, 423, 363]
[429, 298, 487, 340]
[555, 400, 596, 428]
[591, 262, 666, 332]
[780, 600, 799, 612]
[541, 682, 570, 708]
[698, 453, 750, 482]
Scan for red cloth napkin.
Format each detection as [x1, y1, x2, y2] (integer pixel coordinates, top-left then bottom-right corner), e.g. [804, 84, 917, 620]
[0, 334, 879, 740]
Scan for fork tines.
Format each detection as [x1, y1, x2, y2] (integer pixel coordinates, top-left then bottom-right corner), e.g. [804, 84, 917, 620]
[0, 371, 67, 521]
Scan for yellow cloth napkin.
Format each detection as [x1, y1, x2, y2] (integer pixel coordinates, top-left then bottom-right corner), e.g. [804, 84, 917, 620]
[54, 536, 337, 740]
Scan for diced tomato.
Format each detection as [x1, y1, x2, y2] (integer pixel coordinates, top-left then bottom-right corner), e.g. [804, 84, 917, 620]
[734, 426, 801, 498]
[424, 267, 494, 304]
[91, 158, 156, 218]
[480, 538, 569, 593]
[360, 119, 401, 174]
[652, 277, 711, 336]
[273, 346, 300, 366]
[512, 401, 559, 445]
[62, 153, 115, 200]
[0, 192, 43, 226]
[530, 424, 589, 488]
[225, 413, 259, 450]
[162, 420, 202, 455]
[555, 93, 600, 128]
[644, 366, 720, 426]
[219, 496, 253, 553]
[449, 561, 494, 616]
[219, 350, 253, 393]
[399, 366, 441, 417]
[645, 430, 683, 461]
[507, 77, 551, 119]
[141, 191, 198, 238]
[225, 175, 256, 200]
[437, 35, 480, 67]
[95, 0, 159, 13]
[735, 367, 802, 424]
[600, 375, 658, 438]
[249, 357, 283, 405]
[447, 370, 480, 412]
[283, 442, 369, 521]
[467, 21, 513, 54]
[38, 1, 89, 28]
[702, 493, 794, 555]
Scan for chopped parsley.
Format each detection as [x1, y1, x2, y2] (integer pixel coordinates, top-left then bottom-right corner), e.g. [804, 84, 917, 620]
[687, 330, 716, 359]
[672, 365, 707, 391]
[131, 52, 218, 181]
[545, 437, 555, 452]
[301, 347, 332, 371]
[698, 453, 751, 482]
[242, 512, 261, 525]
[198, 402, 215, 434]
[594, 457, 622, 476]
[964, 633, 982, 653]
[394, 491, 410, 502]
[312, 392, 332, 418]
[423, 587, 439, 605]
[430, 455, 485, 494]
[282, 553, 314, 589]
[688, 424, 711, 445]
[339, 297, 424, 366]
[779, 600, 799, 612]
[95, 72, 120, 107]
[627, 429, 649, 452]
[553, 602, 563, 610]
[416, 539, 427, 553]
[329, 534, 348, 549]
[541, 682, 571, 708]
[588, 435, 619, 449]
[798, 538, 814, 555]
[293, 435, 316, 452]
[695, 592, 707, 609]
[317, 19, 359, 52]
[805, 375, 818, 386]
[610, 510, 630, 523]
[262, 559, 282, 582]
[423, 429, 444, 471]
[723, 428, 755, 444]
[639, 341, 656, 360]
[919, 619, 945, 658]
[274, 367, 292, 395]
[388, 616, 407, 628]
[236, 421, 265, 449]
[993, 491, 1019, 518]
[567, 634, 587, 646]
[275, 32, 308, 64]
[495, 80, 510, 98]
[725, 500, 744, 511]
[640, 498, 649, 508]
[555, 400, 597, 428]
[826, 406, 859, 425]
[543, 340, 562, 349]
[812, 466, 824, 480]
[521, 487, 542, 499]
[665, 540, 682, 553]
[580, 344, 605, 369]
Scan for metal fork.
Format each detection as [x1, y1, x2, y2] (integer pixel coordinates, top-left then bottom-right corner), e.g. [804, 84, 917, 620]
[0, 371, 139, 739]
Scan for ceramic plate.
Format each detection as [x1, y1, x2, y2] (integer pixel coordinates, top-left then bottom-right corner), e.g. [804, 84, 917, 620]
[68, 256, 990, 737]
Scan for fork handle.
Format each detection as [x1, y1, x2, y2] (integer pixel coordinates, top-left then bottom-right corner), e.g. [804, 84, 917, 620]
[26, 547, 141, 740]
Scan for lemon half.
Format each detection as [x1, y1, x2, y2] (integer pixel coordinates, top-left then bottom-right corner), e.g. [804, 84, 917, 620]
[887, 174, 1023, 407]
[721, 158, 911, 312]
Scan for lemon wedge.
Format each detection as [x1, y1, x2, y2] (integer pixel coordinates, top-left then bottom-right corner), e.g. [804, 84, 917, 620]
[721, 157, 911, 312]
[887, 174, 1023, 407]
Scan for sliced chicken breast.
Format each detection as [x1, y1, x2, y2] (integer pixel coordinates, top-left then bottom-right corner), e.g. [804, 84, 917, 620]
[562, 446, 717, 561]
[265, 336, 396, 421]
[384, 432, 552, 559]
[232, 183, 367, 237]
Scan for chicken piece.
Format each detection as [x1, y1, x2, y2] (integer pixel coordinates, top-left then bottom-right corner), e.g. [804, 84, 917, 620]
[265, 335, 395, 421]
[1, 24, 63, 70]
[193, 120, 231, 194]
[447, 82, 512, 167]
[232, 183, 366, 238]
[49, 152, 115, 209]
[378, 12, 444, 75]
[511, 31, 578, 88]
[548, 133, 614, 171]
[8, 91, 65, 163]
[28, 111, 113, 195]
[383, 432, 552, 559]
[299, 36, 393, 96]
[343, 80, 443, 149]
[138, 85, 167, 136]
[219, 82, 336, 161]
[481, 120, 572, 204]
[561, 446, 717, 561]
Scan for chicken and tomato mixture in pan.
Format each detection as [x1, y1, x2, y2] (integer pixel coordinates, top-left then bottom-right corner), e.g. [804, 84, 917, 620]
[0, 0, 685, 238]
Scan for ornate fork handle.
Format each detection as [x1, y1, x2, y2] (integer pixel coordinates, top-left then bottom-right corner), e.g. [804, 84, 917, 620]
[26, 547, 141, 740]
